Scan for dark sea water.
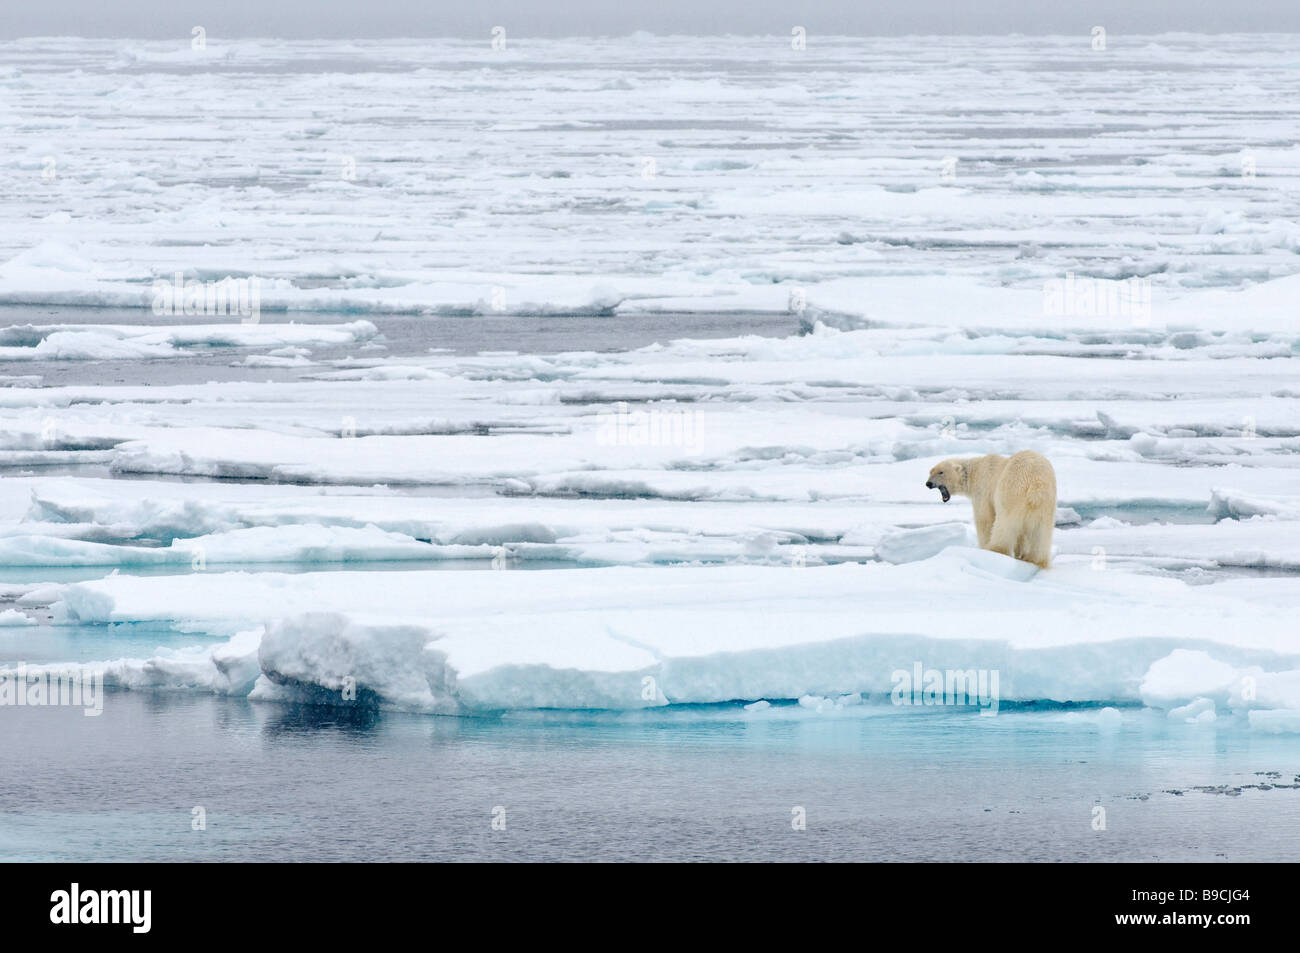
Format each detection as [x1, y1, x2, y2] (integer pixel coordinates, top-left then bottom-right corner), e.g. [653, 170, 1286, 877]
[4, 692, 1298, 862]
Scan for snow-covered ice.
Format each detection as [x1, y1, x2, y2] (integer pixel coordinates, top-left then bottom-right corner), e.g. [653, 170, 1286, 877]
[0, 33, 1296, 727]
[22, 550, 1300, 718]
[0, 320, 376, 362]
[3, 35, 1300, 314]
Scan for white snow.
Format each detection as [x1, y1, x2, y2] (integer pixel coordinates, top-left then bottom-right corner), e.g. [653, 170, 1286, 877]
[0, 33, 1296, 723]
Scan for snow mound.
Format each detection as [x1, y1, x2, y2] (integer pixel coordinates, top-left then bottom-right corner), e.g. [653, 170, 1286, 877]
[874, 523, 976, 564]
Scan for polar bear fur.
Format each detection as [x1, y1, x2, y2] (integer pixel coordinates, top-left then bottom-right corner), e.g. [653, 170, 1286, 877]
[925, 451, 1056, 569]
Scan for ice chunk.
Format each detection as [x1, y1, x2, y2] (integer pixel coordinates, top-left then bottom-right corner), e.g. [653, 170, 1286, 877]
[28, 552, 1300, 714]
[1209, 488, 1300, 521]
[1140, 650, 1240, 708]
[873, 523, 975, 564]
[1167, 697, 1216, 724]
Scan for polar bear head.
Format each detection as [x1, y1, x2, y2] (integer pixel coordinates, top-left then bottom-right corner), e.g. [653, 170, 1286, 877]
[925, 459, 966, 503]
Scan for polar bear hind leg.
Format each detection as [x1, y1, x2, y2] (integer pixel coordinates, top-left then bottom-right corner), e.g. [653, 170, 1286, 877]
[992, 451, 1056, 569]
[1015, 505, 1054, 569]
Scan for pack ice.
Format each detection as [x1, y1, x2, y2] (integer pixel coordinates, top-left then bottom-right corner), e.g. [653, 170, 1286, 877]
[0, 34, 1298, 725]
[35, 551, 1300, 717]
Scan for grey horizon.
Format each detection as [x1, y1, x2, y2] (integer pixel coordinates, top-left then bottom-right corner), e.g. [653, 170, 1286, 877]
[2, 0, 1299, 40]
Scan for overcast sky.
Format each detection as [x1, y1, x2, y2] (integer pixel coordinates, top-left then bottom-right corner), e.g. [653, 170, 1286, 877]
[2, 0, 1298, 39]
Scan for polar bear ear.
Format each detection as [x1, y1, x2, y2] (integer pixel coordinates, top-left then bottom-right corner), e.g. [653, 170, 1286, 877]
[951, 461, 966, 484]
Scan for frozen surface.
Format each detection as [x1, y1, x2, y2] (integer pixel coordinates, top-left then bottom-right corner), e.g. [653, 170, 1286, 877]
[0, 34, 1297, 728]
[25, 552, 1300, 718]
[0, 320, 376, 361]
[2, 35, 1300, 315]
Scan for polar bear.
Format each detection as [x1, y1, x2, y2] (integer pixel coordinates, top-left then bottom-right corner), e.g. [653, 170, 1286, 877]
[925, 451, 1056, 569]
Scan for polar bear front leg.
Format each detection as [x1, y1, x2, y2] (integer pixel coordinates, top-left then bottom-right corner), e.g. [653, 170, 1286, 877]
[973, 501, 997, 549]
[986, 516, 1018, 557]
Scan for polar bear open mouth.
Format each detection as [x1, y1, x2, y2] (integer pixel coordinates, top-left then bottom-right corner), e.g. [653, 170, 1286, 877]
[925, 480, 950, 502]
